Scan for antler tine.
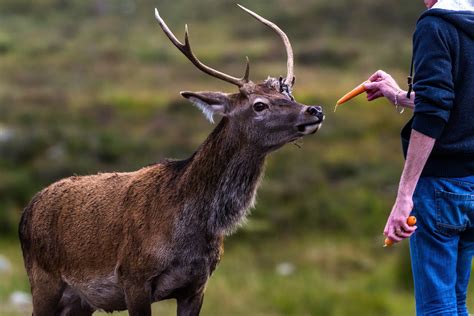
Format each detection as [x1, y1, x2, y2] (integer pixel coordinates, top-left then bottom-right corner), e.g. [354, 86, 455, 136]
[154, 8, 250, 87]
[237, 4, 294, 88]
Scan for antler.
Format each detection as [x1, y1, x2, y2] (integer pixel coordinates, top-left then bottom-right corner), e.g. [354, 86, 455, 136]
[154, 8, 250, 87]
[237, 4, 295, 88]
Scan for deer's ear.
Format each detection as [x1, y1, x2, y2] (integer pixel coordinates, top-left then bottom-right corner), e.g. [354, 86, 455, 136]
[180, 91, 232, 123]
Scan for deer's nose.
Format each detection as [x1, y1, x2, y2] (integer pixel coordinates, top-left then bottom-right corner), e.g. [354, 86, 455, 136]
[306, 106, 323, 119]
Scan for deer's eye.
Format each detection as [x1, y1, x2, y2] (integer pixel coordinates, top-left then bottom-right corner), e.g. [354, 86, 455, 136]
[253, 102, 268, 112]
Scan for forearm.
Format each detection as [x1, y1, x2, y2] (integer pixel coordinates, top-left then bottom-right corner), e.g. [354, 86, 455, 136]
[397, 129, 435, 198]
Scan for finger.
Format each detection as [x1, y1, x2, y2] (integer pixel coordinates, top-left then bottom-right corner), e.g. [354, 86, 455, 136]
[404, 227, 417, 238]
[388, 226, 402, 242]
[384, 220, 390, 236]
[368, 70, 383, 82]
[396, 230, 412, 238]
[389, 232, 403, 242]
[401, 221, 416, 232]
[367, 95, 382, 102]
[368, 71, 380, 82]
[369, 70, 387, 82]
[376, 70, 388, 79]
[385, 224, 392, 238]
[367, 91, 383, 101]
[365, 88, 378, 95]
[364, 82, 381, 90]
[408, 226, 418, 237]
[394, 226, 407, 237]
[367, 90, 383, 98]
[397, 226, 418, 239]
[401, 226, 417, 234]
[405, 225, 417, 234]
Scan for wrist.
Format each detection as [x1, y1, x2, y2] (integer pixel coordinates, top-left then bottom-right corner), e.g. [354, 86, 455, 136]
[394, 90, 402, 106]
[399, 91, 415, 109]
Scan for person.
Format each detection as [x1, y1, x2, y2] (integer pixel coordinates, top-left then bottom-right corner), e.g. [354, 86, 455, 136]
[363, 0, 474, 315]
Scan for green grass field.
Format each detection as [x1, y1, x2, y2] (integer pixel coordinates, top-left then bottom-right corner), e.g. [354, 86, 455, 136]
[0, 236, 418, 316]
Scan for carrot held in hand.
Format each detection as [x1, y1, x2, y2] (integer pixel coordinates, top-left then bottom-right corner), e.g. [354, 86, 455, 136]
[334, 81, 369, 112]
[384, 216, 417, 247]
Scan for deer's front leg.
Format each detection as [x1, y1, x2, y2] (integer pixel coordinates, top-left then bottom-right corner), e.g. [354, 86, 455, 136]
[177, 291, 205, 316]
[124, 283, 152, 316]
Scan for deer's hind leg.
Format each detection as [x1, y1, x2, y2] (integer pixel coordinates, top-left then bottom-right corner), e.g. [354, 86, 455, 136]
[29, 264, 64, 316]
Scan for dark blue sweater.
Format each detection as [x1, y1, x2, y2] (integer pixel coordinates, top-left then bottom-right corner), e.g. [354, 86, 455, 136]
[401, 9, 474, 177]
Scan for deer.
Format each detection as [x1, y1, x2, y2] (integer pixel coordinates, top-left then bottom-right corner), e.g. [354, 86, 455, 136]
[19, 5, 324, 316]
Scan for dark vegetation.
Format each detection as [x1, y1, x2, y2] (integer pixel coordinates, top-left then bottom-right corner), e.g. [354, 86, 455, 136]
[0, 0, 424, 237]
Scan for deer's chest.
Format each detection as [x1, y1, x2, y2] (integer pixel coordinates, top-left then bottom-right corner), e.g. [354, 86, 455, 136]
[151, 235, 223, 301]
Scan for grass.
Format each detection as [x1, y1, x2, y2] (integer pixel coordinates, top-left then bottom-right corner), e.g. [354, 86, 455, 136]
[4, 234, 474, 315]
[0, 235, 418, 316]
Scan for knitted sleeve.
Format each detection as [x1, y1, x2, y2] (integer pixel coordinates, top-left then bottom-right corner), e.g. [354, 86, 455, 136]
[412, 16, 456, 139]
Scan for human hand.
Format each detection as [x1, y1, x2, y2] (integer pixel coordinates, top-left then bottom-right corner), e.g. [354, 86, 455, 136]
[384, 195, 417, 244]
[364, 70, 404, 105]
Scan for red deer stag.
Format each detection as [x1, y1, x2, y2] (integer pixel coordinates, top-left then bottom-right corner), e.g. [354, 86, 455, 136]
[19, 5, 324, 316]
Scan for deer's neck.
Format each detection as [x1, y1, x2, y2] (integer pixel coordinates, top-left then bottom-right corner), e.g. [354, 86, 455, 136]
[176, 118, 266, 235]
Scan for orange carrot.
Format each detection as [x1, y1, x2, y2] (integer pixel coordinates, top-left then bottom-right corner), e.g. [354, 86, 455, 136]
[384, 216, 417, 247]
[334, 81, 368, 112]
[407, 216, 417, 227]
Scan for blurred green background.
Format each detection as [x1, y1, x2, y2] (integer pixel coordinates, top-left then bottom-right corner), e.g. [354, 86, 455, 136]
[1, 0, 472, 315]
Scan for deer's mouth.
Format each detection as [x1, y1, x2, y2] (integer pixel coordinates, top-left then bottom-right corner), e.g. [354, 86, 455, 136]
[297, 116, 325, 135]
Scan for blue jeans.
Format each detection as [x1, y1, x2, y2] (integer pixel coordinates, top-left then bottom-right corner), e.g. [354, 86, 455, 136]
[410, 177, 474, 315]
